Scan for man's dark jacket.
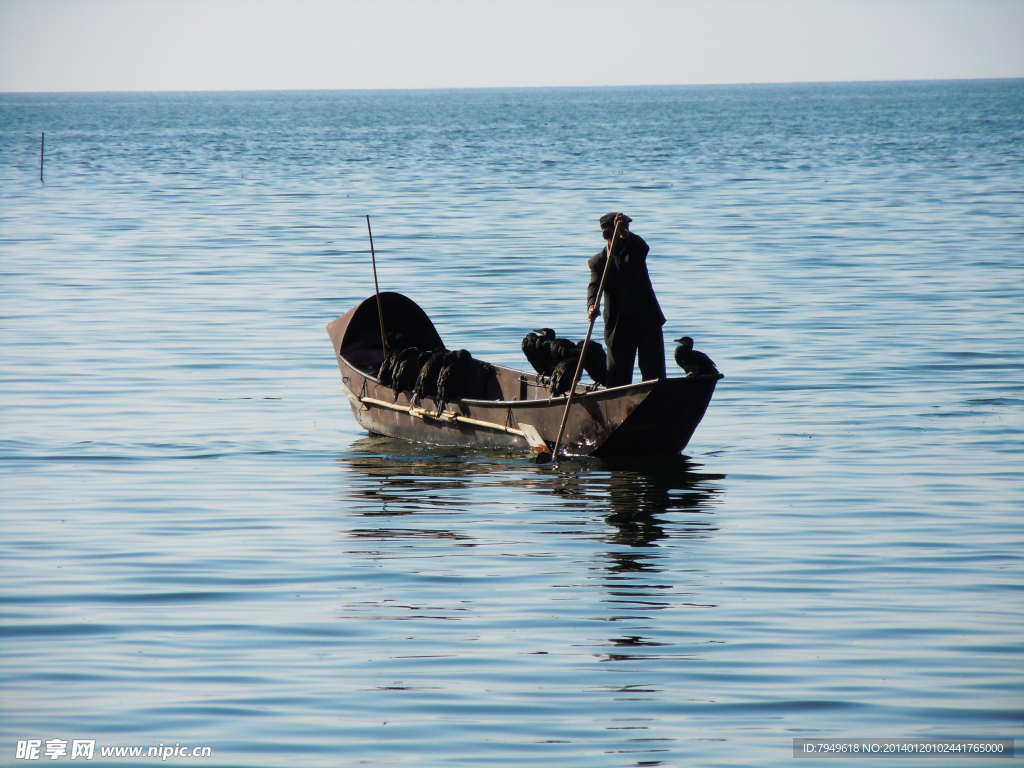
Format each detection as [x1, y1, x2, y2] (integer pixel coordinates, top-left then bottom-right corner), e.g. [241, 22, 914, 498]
[587, 232, 666, 344]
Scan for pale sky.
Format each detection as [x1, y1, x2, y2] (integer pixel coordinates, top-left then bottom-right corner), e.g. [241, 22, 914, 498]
[1, 0, 1022, 92]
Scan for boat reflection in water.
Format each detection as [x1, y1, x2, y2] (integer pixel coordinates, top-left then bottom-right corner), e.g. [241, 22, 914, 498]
[335, 438, 722, 543]
[334, 438, 723, 660]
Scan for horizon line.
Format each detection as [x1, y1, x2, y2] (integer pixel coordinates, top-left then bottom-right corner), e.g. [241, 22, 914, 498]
[3, 76, 1022, 96]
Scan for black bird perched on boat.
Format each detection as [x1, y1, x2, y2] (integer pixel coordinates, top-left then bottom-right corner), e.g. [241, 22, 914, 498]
[434, 350, 498, 414]
[547, 336, 577, 371]
[412, 348, 447, 406]
[390, 346, 423, 401]
[549, 354, 580, 396]
[577, 338, 607, 386]
[434, 349, 472, 415]
[528, 328, 573, 377]
[463, 358, 498, 400]
[550, 339, 608, 396]
[378, 353, 396, 388]
[379, 347, 405, 389]
[521, 330, 552, 376]
[376, 332, 407, 388]
[673, 336, 719, 377]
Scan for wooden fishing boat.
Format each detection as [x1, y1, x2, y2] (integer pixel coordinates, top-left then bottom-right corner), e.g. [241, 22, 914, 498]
[327, 293, 722, 457]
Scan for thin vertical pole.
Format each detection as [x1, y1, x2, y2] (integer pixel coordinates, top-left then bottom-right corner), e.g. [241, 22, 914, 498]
[366, 215, 387, 355]
[548, 218, 623, 462]
[40, 132, 44, 183]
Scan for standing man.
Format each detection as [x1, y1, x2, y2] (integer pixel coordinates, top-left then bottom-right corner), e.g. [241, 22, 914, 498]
[587, 213, 667, 387]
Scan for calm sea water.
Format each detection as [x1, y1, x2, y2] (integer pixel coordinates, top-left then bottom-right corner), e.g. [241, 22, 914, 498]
[1, 82, 1022, 767]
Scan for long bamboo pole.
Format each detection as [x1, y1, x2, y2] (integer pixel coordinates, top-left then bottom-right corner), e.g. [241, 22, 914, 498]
[366, 215, 388, 355]
[357, 395, 524, 434]
[546, 218, 623, 462]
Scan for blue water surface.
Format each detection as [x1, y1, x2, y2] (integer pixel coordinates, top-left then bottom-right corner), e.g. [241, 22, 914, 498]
[1, 82, 1022, 766]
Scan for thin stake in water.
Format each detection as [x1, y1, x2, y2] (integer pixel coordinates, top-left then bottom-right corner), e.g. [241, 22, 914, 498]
[39, 132, 44, 183]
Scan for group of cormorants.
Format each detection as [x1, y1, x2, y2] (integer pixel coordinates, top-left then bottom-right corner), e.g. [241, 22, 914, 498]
[370, 329, 718, 411]
[377, 333, 496, 415]
[521, 328, 718, 395]
[521, 328, 607, 396]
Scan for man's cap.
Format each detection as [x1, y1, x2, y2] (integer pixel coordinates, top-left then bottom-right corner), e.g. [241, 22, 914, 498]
[599, 212, 632, 229]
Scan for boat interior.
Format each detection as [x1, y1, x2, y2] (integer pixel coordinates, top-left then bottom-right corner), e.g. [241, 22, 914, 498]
[337, 293, 597, 404]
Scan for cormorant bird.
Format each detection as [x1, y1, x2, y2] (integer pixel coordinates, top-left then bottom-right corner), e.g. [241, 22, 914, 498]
[547, 336, 577, 371]
[549, 354, 580, 396]
[378, 354, 395, 387]
[435, 349, 472, 415]
[390, 346, 423, 401]
[673, 336, 719, 377]
[376, 332, 407, 387]
[577, 339, 607, 385]
[528, 328, 565, 377]
[412, 348, 447, 406]
[521, 330, 551, 376]
[463, 359, 498, 400]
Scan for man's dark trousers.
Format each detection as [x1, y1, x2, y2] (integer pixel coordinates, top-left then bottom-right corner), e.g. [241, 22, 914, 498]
[605, 314, 666, 388]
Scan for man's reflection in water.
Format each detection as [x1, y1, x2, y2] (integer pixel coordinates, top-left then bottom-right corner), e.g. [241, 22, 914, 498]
[551, 454, 723, 547]
[560, 455, 724, 662]
[604, 454, 722, 547]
